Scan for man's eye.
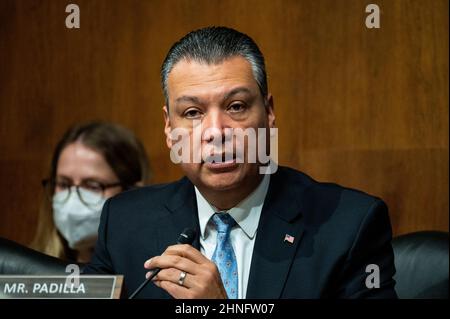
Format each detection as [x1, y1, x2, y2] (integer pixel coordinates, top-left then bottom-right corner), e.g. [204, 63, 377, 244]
[184, 109, 202, 119]
[228, 103, 246, 113]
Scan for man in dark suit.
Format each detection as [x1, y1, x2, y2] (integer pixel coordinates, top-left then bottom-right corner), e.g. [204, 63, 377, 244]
[84, 26, 397, 299]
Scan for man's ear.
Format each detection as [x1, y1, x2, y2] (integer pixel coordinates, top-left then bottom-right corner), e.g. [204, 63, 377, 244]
[163, 105, 172, 149]
[265, 94, 276, 128]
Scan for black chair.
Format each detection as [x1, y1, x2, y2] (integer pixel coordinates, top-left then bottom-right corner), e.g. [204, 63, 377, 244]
[392, 231, 449, 299]
[0, 237, 77, 275]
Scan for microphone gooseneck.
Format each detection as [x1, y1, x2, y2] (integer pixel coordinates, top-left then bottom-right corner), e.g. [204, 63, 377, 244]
[128, 227, 197, 299]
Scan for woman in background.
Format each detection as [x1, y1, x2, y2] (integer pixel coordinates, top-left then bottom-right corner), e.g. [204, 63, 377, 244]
[31, 121, 150, 263]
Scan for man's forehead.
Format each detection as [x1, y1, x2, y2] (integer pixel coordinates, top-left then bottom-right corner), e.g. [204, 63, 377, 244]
[167, 56, 258, 101]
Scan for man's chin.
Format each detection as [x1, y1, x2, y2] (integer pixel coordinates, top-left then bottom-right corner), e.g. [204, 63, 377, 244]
[196, 164, 245, 190]
[201, 173, 242, 191]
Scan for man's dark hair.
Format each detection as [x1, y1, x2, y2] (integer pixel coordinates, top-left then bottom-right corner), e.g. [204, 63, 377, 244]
[161, 26, 268, 105]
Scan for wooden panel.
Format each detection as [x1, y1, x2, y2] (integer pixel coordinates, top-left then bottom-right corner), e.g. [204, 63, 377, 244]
[0, 0, 447, 245]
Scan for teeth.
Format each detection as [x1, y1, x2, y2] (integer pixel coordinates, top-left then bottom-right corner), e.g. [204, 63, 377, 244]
[205, 155, 236, 164]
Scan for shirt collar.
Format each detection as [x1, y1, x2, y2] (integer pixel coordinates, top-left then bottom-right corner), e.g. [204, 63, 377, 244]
[195, 174, 271, 240]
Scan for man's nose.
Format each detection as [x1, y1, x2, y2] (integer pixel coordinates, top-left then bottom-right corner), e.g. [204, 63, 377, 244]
[201, 110, 227, 142]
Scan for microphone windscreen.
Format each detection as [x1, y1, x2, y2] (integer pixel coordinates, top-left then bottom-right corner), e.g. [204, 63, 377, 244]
[177, 228, 197, 244]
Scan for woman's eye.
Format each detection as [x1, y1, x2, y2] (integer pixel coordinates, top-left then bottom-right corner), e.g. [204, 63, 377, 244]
[184, 109, 202, 119]
[228, 103, 246, 113]
[83, 182, 103, 192]
[56, 181, 70, 189]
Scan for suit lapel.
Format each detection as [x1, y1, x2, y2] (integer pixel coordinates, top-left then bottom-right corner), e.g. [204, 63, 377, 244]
[246, 169, 307, 298]
[140, 178, 200, 298]
[160, 177, 201, 251]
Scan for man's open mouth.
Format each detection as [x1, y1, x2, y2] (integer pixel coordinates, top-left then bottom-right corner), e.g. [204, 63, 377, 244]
[203, 153, 236, 163]
[202, 153, 239, 170]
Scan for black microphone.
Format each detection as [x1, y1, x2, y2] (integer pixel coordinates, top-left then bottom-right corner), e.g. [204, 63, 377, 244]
[128, 227, 197, 299]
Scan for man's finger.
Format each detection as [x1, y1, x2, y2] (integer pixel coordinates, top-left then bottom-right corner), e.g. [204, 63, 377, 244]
[145, 254, 198, 273]
[155, 280, 191, 299]
[164, 244, 209, 264]
[153, 267, 197, 289]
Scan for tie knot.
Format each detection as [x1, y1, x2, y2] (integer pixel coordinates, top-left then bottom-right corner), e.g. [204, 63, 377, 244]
[212, 213, 236, 234]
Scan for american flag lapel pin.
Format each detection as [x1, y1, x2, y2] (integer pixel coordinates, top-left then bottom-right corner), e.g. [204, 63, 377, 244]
[284, 234, 295, 244]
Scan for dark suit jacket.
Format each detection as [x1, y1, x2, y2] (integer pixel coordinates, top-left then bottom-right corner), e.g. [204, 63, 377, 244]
[84, 166, 397, 298]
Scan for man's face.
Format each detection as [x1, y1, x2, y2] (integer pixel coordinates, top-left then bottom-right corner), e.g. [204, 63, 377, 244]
[163, 56, 275, 193]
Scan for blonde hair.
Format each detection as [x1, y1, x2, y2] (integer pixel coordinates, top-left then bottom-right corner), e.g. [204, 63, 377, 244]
[30, 193, 66, 259]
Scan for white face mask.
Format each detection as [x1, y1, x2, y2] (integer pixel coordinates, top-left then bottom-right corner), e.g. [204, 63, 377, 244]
[52, 188, 106, 250]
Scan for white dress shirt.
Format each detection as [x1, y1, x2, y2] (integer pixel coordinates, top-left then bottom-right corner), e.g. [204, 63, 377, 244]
[195, 174, 270, 299]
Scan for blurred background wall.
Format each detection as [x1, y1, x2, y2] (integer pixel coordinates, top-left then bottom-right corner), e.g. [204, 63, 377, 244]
[0, 0, 448, 246]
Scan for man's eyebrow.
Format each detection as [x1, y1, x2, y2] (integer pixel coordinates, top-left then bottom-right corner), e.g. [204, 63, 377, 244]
[174, 95, 202, 105]
[223, 87, 252, 101]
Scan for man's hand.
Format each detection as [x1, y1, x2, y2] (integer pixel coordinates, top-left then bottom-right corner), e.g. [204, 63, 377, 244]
[144, 244, 228, 299]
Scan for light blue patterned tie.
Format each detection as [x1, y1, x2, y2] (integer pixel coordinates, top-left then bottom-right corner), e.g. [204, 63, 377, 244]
[211, 213, 238, 299]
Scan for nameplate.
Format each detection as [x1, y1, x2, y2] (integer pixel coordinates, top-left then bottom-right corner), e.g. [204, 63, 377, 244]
[0, 275, 123, 299]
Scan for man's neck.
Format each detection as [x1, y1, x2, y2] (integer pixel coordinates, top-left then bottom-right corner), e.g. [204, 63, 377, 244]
[197, 174, 264, 211]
